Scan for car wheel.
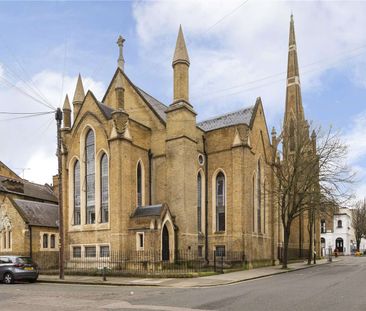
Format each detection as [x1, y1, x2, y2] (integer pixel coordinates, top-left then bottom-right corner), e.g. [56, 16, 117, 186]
[3, 272, 14, 284]
[29, 278, 37, 283]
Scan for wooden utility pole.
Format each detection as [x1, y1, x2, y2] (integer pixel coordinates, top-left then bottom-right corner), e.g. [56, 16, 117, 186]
[55, 108, 64, 279]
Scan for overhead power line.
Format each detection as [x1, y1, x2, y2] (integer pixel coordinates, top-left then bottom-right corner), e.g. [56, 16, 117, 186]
[204, 0, 250, 34]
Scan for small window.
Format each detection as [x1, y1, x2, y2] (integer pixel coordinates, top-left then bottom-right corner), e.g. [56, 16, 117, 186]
[50, 235, 56, 249]
[215, 246, 225, 257]
[100, 246, 110, 258]
[85, 246, 96, 258]
[337, 220, 342, 228]
[43, 233, 48, 249]
[198, 154, 205, 166]
[136, 232, 144, 251]
[72, 246, 81, 258]
[321, 220, 326, 233]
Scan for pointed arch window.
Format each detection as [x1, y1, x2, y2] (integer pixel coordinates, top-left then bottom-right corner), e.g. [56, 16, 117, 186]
[216, 172, 225, 232]
[100, 153, 109, 223]
[257, 161, 262, 233]
[137, 162, 143, 207]
[197, 172, 202, 233]
[73, 161, 81, 225]
[85, 130, 95, 224]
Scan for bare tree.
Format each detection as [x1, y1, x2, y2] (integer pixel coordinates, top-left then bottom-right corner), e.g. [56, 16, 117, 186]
[273, 126, 354, 268]
[352, 200, 366, 252]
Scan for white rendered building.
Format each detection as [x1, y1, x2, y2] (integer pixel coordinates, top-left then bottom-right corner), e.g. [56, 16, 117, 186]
[320, 207, 366, 256]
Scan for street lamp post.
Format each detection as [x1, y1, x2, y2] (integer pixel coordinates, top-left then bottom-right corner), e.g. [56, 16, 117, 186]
[55, 108, 64, 279]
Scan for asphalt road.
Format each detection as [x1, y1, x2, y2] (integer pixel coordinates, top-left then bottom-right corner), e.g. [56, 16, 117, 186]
[1, 256, 365, 311]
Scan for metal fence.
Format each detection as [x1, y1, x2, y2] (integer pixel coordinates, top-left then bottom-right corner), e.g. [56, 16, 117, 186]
[277, 247, 310, 262]
[11, 250, 246, 276]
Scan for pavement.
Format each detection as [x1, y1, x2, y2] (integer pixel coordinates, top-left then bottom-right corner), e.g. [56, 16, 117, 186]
[38, 258, 337, 288]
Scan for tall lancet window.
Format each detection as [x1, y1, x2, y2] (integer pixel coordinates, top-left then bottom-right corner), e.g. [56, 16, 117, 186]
[73, 161, 81, 225]
[257, 161, 262, 233]
[100, 153, 109, 223]
[253, 175, 255, 232]
[216, 172, 225, 232]
[137, 162, 143, 207]
[197, 172, 202, 233]
[289, 119, 295, 151]
[85, 130, 95, 224]
[263, 183, 266, 234]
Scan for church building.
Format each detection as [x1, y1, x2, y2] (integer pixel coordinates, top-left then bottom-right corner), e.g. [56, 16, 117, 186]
[60, 16, 317, 266]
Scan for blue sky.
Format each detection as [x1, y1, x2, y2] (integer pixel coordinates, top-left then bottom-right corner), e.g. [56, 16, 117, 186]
[0, 0, 366, 200]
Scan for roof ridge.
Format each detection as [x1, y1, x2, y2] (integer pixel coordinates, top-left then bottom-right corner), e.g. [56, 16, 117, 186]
[198, 104, 254, 124]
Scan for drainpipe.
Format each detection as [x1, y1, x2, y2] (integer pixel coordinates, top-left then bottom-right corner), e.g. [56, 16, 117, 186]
[203, 136, 209, 264]
[148, 149, 153, 205]
[29, 224, 33, 258]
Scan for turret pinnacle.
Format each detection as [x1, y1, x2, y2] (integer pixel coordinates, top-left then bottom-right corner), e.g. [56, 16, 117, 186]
[172, 25, 190, 67]
[73, 74, 85, 104]
[72, 74, 85, 121]
[63, 94, 71, 128]
[63, 94, 71, 110]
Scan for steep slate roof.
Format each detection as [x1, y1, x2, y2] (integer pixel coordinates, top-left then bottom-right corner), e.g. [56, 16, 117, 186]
[131, 204, 165, 218]
[0, 175, 57, 203]
[197, 105, 255, 132]
[14, 199, 58, 228]
[136, 88, 168, 122]
[97, 102, 114, 120]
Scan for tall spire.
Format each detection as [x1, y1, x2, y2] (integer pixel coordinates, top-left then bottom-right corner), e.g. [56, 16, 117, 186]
[117, 35, 125, 71]
[284, 14, 304, 125]
[172, 25, 190, 67]
[72, 74, 85, 120]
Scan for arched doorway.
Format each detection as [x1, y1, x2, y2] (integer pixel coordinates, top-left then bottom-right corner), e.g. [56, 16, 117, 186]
[162, 225, 170, 261]
[336, 238, 344, 253]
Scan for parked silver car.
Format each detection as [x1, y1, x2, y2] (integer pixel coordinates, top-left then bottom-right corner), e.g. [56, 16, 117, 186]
[0, 256, 39, 284]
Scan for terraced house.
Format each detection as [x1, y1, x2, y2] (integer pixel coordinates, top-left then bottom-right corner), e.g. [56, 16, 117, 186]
[60, 16, 317, 267]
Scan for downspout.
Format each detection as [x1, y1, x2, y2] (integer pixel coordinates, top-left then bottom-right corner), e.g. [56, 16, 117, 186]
[28, 224, 32, 258]
[203, 136, 209, 264]
[148, 149, 153, 205]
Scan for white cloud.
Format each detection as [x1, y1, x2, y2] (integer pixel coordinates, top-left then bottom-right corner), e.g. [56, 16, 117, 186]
[343, 112, 366, 163]
[132, 0, 366, 124]
[0, 67, 105, 184]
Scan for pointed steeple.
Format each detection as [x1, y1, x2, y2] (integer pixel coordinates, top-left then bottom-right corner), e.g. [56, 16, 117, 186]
[172, 25, 190, 67]
[283, 14, 307, 157]
[63, 94, 71, 128]
[284, 14, 305, 125]
[72, 74, 85, 121]
[117, 35, 125, 71]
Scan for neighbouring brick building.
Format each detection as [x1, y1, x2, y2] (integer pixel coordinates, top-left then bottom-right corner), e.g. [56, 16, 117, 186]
[60, 16, 318, 267]
[0, 161, 59, 265]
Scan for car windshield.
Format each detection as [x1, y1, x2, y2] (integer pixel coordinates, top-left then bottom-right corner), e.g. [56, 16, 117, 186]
[16, 257, 34, 264]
